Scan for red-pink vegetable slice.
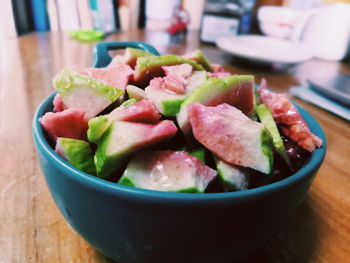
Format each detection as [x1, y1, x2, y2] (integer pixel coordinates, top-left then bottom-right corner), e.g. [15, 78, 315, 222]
[258, 79, 322, 152]
[94, 120, 178, 178]
[40, 108, 88, 142]
[78, 64, 133, 90]
[109, 99, 161, 124]
[188, 103, 273, 174]
[53, 94, 64, 112]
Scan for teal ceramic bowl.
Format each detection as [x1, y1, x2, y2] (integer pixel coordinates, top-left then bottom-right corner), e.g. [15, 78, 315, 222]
[32, 42, 326, 263]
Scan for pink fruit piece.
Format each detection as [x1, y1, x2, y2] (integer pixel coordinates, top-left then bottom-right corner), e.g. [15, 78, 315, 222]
[118, 150, 217, 193]
[126, 85, 147, 101]
[162, 64, 193, 78]
[78, 64, 134, 90]
[107, 55, 124, 68]
[188, 103, 273, 174]
[176, 76, 255, 136]
[211, 64, 227, 73]
[39, 108, 88, 142]
[145, 77, 188, 116]
[53, 94, 64, 112]
[108, 48, 155, 69]
[162, 74, 186, 94]
[109, 99, 161, 123]
[54, 69, 125, 120]
[258, 79, 322, 152]
[209, 64, 231, 77]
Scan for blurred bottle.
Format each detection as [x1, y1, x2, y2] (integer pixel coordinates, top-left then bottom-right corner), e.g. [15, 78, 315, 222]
[200, 0, 242, 44]
[146, 0, 180, 29]
[167, 0, 190, 34]
[239, 0, 256, 34]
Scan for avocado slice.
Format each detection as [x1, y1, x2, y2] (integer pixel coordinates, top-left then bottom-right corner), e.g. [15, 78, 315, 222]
[145, 86, 187, 116]
[55, 138, 96, 175]
[93, 120, 177, 179]
[126, 85, 147, 101]
[87, 98, 137, 143]
[183, 49, 214, 72]
[144, 71, 208, 117]
[214, 156, 249, 191]
[123, 48, 155, 68]
[255, 104, 291, 166]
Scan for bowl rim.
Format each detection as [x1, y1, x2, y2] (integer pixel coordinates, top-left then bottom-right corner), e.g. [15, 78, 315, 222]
[33, 92, 326, 205]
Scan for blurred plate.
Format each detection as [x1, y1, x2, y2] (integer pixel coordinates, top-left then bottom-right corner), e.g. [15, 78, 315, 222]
[216, 35, 313, 64]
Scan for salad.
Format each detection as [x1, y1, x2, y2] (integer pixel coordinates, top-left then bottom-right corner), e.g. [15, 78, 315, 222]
[40, 48, 322, 193]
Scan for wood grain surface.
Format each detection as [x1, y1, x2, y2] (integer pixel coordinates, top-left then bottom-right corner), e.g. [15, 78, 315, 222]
[0, 30, 349, 263]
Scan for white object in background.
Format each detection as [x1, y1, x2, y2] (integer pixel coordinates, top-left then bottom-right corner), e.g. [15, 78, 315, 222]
[0, 0, 17, 38]
[146, 0, 180, 29]
[128, 0, 140, 30]
[291, 3, 350, 61]
[184, 0, 205, 30]
[119, 5, 130, 31]
[77, 0, 93, 30]
[216, 35, 313, 64]
[97, 0, 117, 33]
[47, 0, 60, 31]
[201, 15, 240, 43]
[258, 6, 301, 39]
[57, 0, 80, 31]
[146, 0, 179, 20]
[287, 0, 322, 10]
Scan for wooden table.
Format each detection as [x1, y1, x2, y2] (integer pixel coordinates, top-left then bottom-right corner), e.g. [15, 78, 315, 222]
[1, 30, 349, 263]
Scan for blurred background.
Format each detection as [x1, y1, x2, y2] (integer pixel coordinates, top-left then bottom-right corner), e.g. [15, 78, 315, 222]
[0, 0, 349, 39]
[2, 0, 350, 61]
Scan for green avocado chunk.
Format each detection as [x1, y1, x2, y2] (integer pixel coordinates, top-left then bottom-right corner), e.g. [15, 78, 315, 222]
[93, 120, 177, 179]
[144, 88, 187, 117]
[214, 156, 249, 191]
[123, 48, 155, 68]
[183, 49, 214, 72]
[126, 85, 147, 101]
[144, 71, 208, 117]
[87, 99, 137, 144]
[56, 138, 96, 175]
[255, 104, 291, 166]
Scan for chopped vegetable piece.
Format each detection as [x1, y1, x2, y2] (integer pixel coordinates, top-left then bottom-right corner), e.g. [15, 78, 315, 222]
[258, 79, 322, 152]
[54, 69, 124, 119]
[55, 138, 96, 175]
[94, 120, 178, 179]
[119, 151, 217, 192]
[255, 104, 290, 167]
[40, 108, 88, 142]
[188, 103, 274, 174]
[214, 156, 249, 191]
[177, 75, 255, 135]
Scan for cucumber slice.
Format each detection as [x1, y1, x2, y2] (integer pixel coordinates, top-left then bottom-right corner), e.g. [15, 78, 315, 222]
[55, 138, 96, 175]
[255, 104, 291, 167]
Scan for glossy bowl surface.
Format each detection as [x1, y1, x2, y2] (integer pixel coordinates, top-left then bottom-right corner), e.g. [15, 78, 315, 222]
[33, 91, 326, 263]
